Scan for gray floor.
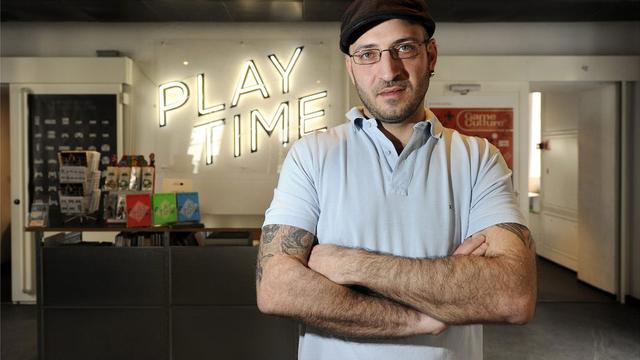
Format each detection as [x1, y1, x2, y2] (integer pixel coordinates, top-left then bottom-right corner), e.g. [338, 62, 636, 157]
[1, 257, 639, 360]
[484, 302, 640, 360]
[1, 304, 37, 360]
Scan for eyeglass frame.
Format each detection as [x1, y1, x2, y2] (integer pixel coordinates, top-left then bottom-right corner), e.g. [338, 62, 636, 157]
[348, 39, 430, 65]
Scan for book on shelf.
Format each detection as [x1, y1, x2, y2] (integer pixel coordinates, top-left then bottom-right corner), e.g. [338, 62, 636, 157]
[114, 232, 164, 247]
[43, 232, 82, 247]
[200, 231, 252, 246]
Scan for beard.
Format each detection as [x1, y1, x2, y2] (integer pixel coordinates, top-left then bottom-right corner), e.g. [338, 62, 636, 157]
[354, 74, 430, 124]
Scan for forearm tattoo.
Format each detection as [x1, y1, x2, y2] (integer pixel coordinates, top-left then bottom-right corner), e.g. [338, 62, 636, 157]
[256, 224, 315, 283]
[256, 225, 276, 282]
[496, 223, 534, 249]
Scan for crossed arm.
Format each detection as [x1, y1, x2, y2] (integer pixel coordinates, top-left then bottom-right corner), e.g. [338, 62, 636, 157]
[307, 224, 537, 325]
[255, 223, 535, 338]
[256, 225, 451, 338]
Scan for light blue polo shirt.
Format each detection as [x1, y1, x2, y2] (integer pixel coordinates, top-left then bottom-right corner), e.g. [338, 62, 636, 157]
[264, 107, 526, 360]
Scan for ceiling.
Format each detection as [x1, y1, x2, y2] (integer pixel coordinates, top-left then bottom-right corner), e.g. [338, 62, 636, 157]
[1, 0, 639, 22]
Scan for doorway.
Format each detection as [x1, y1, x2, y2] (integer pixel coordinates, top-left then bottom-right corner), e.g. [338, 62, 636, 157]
[530, 81, 619, 301]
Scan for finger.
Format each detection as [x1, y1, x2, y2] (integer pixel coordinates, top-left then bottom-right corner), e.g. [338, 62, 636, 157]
[471, 242, 489, 256]
[453, 234, 485, 255]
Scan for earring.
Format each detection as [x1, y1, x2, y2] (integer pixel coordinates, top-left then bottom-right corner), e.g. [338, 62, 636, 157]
[429, 71, 435, 78]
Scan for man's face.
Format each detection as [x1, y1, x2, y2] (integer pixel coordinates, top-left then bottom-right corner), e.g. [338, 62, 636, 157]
[346, 19, 437, 124]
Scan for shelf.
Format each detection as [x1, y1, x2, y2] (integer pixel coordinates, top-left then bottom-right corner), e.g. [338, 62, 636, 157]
[26, 214, 265, 233]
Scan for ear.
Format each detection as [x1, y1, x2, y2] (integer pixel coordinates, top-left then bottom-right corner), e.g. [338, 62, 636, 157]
[426, 38, 438, 72]
[345, 55, 356, 85]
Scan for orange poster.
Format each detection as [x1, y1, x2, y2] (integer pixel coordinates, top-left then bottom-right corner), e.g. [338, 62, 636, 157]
[431, 107, 514, 169]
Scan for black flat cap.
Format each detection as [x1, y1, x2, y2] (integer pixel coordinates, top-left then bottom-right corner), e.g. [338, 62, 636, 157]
[340, 0, 436, 54]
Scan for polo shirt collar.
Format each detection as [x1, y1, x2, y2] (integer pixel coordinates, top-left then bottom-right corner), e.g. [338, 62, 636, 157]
[346, 106, 443, 139]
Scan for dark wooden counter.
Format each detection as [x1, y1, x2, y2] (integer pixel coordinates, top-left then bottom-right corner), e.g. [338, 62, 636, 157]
[28, 215, 298, 360]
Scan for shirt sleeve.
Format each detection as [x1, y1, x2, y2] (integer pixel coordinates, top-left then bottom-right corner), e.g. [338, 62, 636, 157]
[465, 138, 527, 238]
[263, 139, 320, 235]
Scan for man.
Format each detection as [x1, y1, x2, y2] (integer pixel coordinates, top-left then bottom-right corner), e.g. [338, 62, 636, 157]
[256, 0, 537, 359]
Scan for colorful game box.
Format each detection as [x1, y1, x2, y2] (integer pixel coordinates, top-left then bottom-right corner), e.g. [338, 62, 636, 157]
[153, 192, 177, 225]
[177, 192, 201, 222]
[126, 193, 152, 228]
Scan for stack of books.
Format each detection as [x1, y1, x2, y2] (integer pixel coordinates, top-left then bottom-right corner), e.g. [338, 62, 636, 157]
[114, 232, 164, 247]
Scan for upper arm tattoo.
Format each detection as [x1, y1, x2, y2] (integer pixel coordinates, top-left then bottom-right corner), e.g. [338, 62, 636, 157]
[256, 224, 315, 283]
[495, 223, 534, 249]
[280, 227, 316, 256]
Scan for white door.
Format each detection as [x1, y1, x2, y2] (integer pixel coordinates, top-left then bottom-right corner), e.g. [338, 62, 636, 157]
[577, 83, 619, 294]
[535, 82, 619, 294]
[10, 84, 36, 303]
[538, 89, 580, 270]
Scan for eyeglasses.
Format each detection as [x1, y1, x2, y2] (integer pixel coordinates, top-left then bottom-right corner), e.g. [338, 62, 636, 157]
[349, 40, 428, 65]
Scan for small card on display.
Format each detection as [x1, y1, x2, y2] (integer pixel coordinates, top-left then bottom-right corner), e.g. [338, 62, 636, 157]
[104, 167, 119, 191]
[117, 167, 131, 191]
[177, 192, 200, 223]
[126, 193, 152, 228]
[28, 203, 49, 227]
[152, 193, 177, 225]
[103, 192, 119, 223]
[115, 192, 128, 223]
[141, 166, 155, 192]
[129, 167, 142, 191]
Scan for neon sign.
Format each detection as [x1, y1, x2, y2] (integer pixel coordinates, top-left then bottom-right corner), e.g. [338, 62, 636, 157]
[159, 81, 189, 127]
[197, 73, 225, 116]
[231, 60, 270, 108]
[159, 46, 327, 165]
[250, 101, 289, 153]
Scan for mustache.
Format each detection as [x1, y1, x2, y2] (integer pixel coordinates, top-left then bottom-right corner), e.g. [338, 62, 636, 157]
[376, 80, 409, 92]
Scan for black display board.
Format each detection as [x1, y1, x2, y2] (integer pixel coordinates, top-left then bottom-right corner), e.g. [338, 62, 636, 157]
[28, 94, 118, 209]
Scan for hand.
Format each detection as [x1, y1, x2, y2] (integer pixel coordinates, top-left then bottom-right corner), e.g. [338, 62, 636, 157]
[416, 313, 448, 336]
[308, 244, 354, 285]
[453, 233, 487, 256]
[414, 234, 486, 336]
